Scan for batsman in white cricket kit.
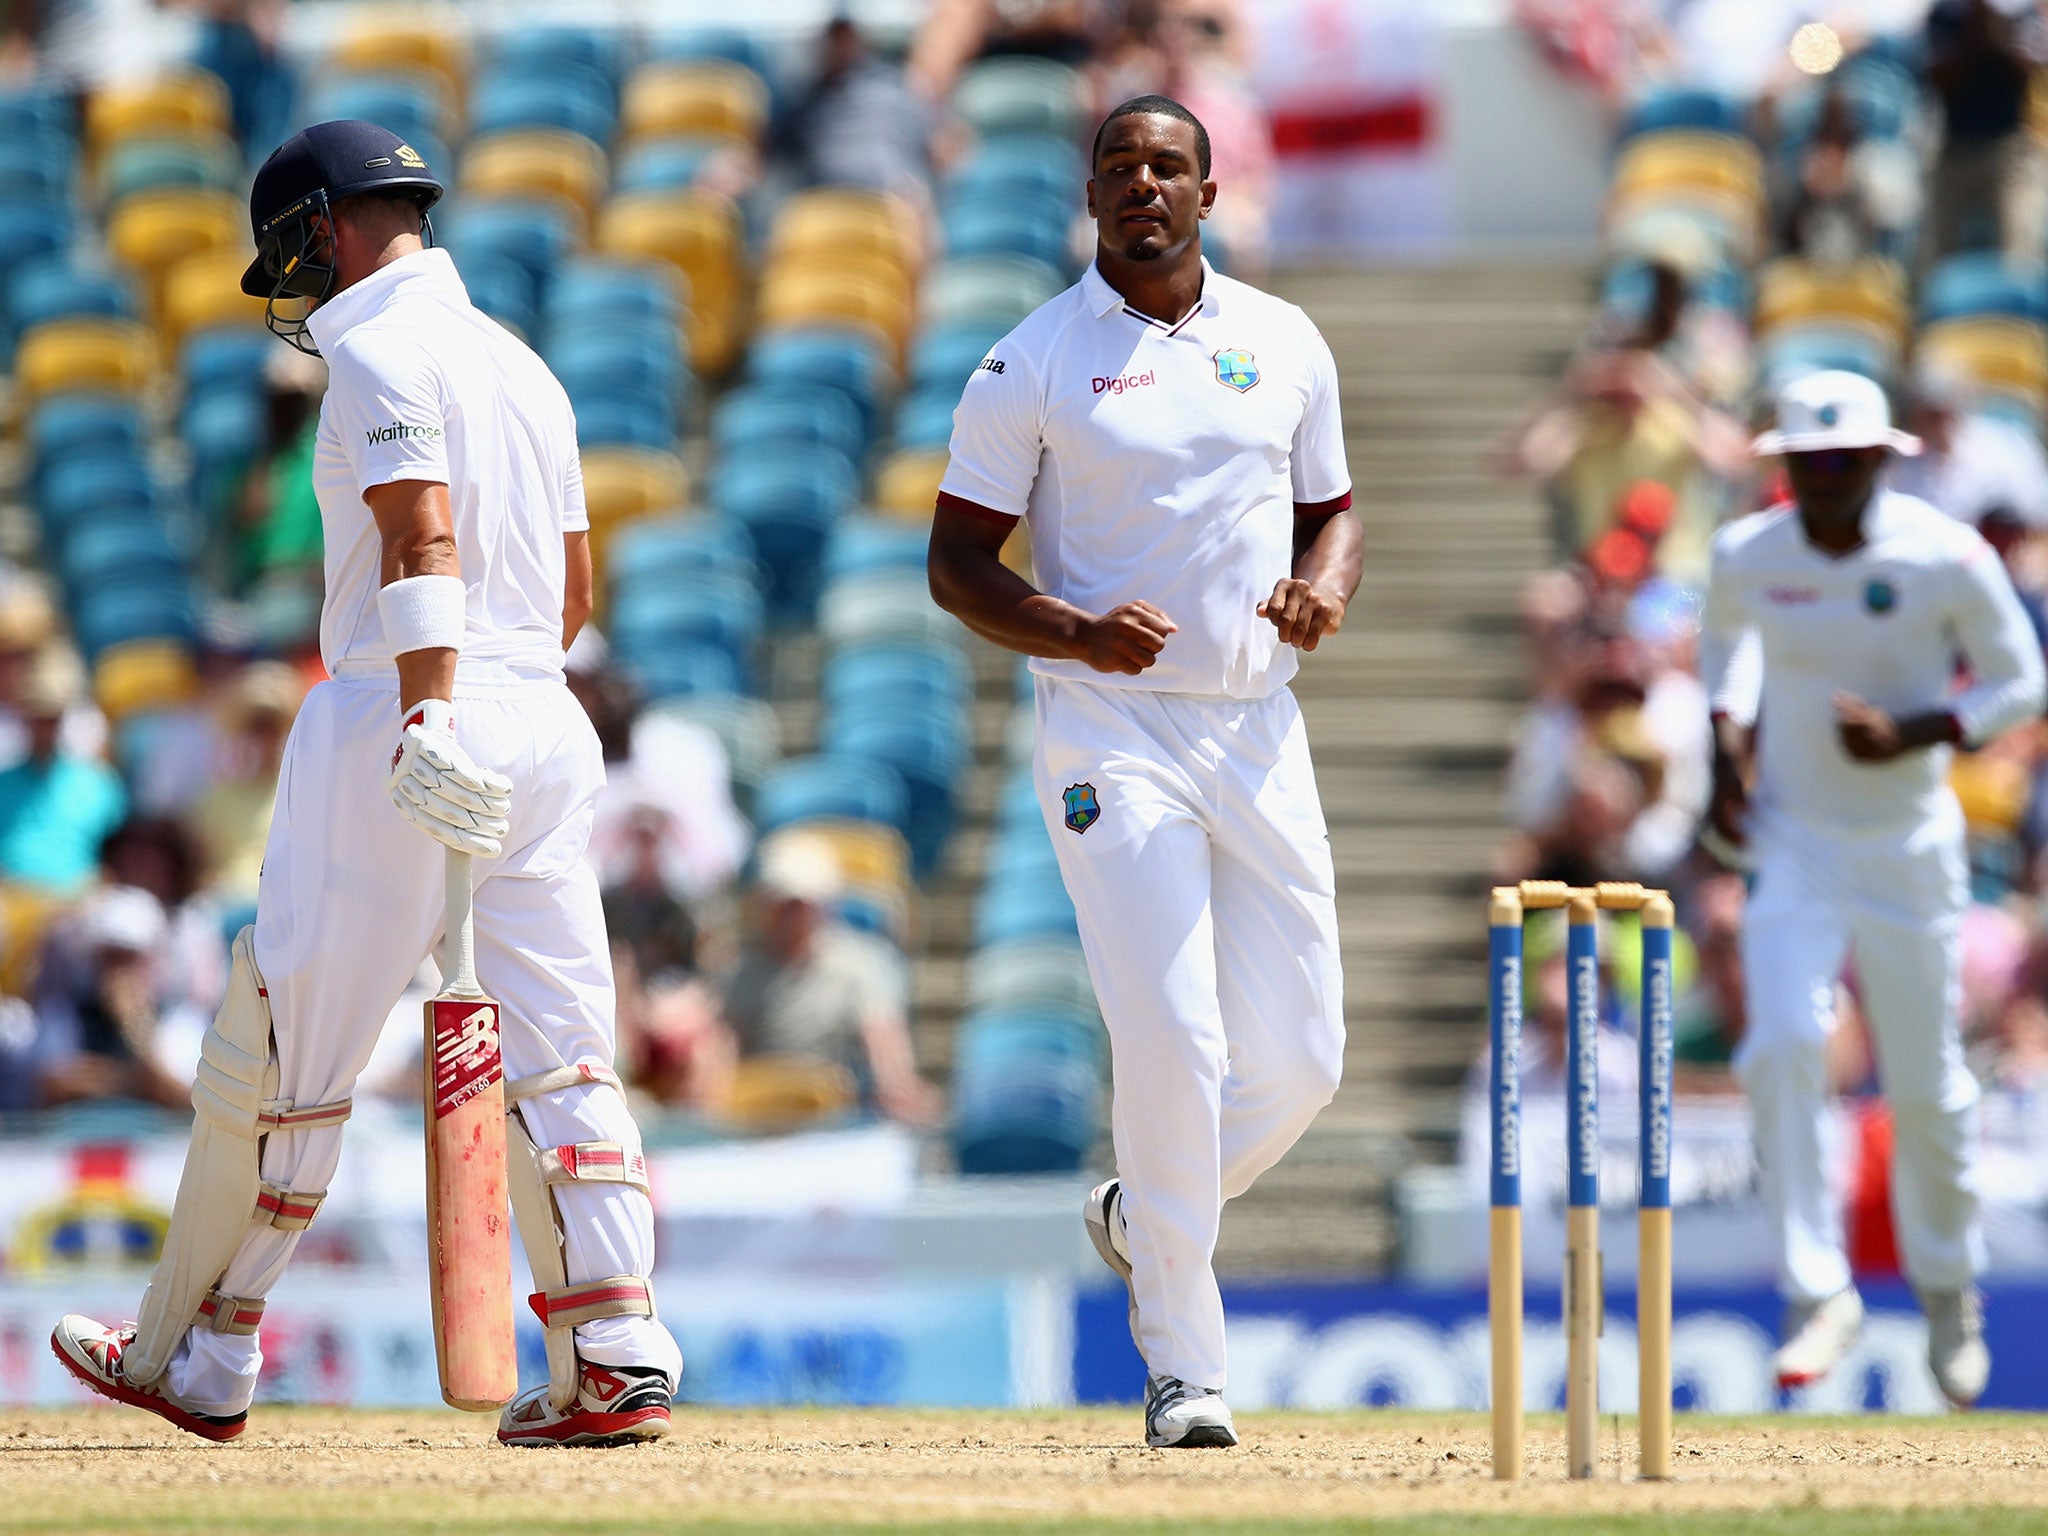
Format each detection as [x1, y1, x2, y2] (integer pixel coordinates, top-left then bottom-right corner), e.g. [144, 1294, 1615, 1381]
[52, 121, 680, 1445]
[934, 97, 1358, 1448]
[1701, 371, 2044, 1406]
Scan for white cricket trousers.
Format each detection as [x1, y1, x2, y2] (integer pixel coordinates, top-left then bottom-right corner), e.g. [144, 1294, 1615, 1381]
[1034, 676, 1345, 1390]
[1735, 797, 1982, 1305]
[167, 672, 682, 1414]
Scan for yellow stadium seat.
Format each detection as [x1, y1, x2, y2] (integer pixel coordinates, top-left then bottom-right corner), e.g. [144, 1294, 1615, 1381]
[621, 60, 768, 145]
[328, 14, 468, 106]
[85, 70, 233, 155]
[768, 189, 922, 278]
[596, 191, 745, 373]
[0, 885, 65, 997]
[14, 317, 155, 397]
[1920, 317, 2048, 410]
[760, 819, 912, 898]
[759, 267, 913, 350]
[1754, 256, 1909, 343]
[94, 638, 200, 722]
[765, 246, 914, 305]
[1611, 131, 1764, 208]
[875, 449, 948, 517]
[106, 188, 243, 315]
[580, 448, 690, 530]
[717, 1054, 856, 1134]
[160, 250, 268, 348]
[462, 130, 609, 222]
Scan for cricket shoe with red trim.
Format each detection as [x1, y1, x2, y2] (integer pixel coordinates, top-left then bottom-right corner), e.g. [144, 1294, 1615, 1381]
[50, 1315, 247, 1442]
[497, 1360, 673, 1447]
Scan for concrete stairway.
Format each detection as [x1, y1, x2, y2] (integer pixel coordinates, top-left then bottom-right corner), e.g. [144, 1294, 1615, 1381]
[904, 263, 1593, 1275]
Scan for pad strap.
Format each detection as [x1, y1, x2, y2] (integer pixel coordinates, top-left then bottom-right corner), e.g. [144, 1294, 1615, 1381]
[505, 1063, 623, 1103]
[196, 1290, 264, 1335]
[536, 1141, 649, 1192]
[255, 1182, 325, 1231]
[258, 1096, 352, 1132]
[527, 1275, 655, 1331]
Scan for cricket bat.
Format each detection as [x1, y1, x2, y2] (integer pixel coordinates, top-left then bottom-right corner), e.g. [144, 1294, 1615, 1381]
[424, 848, 517, 1410]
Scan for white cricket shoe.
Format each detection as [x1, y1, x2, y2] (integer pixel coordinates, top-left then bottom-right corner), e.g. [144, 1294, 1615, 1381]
[498, 1359, 674, 1448]
[1918, 1286, 1989, 1409]
[1772, 1287, 1864, 1389]
[1145, 1375, 1237, 1449]
[1084, 1177, 1137, 1344]
[50, 1314, 247, 1442]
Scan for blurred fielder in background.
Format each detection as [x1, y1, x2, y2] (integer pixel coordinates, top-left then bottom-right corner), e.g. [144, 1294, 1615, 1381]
[1703, 369, 2045, 1407]
[929, 94, 1360, 1448]
[51, 120, 683, 1447]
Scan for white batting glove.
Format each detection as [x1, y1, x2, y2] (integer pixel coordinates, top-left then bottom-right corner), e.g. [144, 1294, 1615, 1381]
[385, 700, 513, 858]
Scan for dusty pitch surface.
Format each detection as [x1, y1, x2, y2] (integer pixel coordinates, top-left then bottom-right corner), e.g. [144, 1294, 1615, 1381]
[4, 1407, 2047, 1532]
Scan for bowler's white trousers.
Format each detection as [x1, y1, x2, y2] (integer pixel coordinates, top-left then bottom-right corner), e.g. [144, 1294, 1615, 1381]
[1035, 676, 1345, 1389]
[1735, 795, 1982, 1304]
[166, 673, 682, 1414]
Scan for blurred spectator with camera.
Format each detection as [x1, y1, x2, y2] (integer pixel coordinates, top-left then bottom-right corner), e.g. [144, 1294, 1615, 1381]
[30, 884, 197, 1111]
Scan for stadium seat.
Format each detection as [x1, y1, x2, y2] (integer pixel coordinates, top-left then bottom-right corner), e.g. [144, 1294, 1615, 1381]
[822, 517, 930, 582]
[98, 132, 242, 209]
[908, 321, 1009, 394]
[14, 318, 155, 398]
[973, 873, 1079, 946]
[1754, 256, 1909, 344]
[570, 394, 679, 451]
[619, 640, 745, 702]
[712, 455, 862, 619]
[105, 189, 242, 314]
[821, 641, 971, 721]
[892, 388, 964, 452]
[326, 19, 468, 106]
[606, 515, 759, 595]
[1755, 324, 1896, 393]
[305, 67, 455, 147]
[1920, 317, 2048, 415]
[952, 58, 1086, 140]
[753, 754, 911, 840]
[874, 448, 948, 516]
[183, 384, 268, 522]
[612, 136, 728, 195]
[93, 638, 200, 722]
[438, 197, 585, 299]
[549, 327, 689, 402]
[621, 60, 768, 144]
[579, 447, 690, 533]
[27, 393, 144, 467]
[769, 189, 920, 278]
[968, 937, 1099, 1018]
[1921, 254, 2048, 325]
[758, 266, 913, 351]
[471, 64, 617, 145]
[923, 253, 1065, 330]
[711, 384, 865, 462]
[73, 577, 200, 660]
[942, 200, 1074, 272]
[546, 258, 683, 333]
[595, 191, 744, 374]
[159, 251, 268, 348]
[719, 1055, 857, 1133]
[0, 127, 74, 204]
[59, 517, 185, 596]
[0, 201, 74, 285]
[1617, 87, 1748, 142]
[819, 570, 957, 650]
[947, 133, 1084, 199]
[609, 572, 764, 688]
[179, 326, 275, 392]
[8, 260, 136, 338]
[0, 85, 74, 139]
[745, 325, 894, 434]
[86, 71, 234, 155]
[462, 129, 609, 221]
[487, 25, 629, 95]
[646, 27, 776, 83]
[36, 453, 158, 532]
[951, 1005, 1104, 1174]
[457, 254, 541, 339]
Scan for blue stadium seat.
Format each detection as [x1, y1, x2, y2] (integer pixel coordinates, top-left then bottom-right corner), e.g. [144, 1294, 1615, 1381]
[471, 64, 617, 143]
[305, 71, 450, 150]
[943, 199, 1072, 272]
[0, 128, 77, 202]
[488, 27, 629, 97]
[1617, 88, 1747, 142]
[892, 388, 963, 452]
[74, 578, 201, 660]
[612, 137, 721, 195]
[754, 754, 911, 839]
[179, 328, 274, 392]
[28, 394, 144, 466]
[458, 252, 541, 339]
[182, 386, 267, 521]
[746, 326, 893, 436]
[909, 321, 1009, 394]
[974, 872, 1079, 946]
[37, 455, 158, 539]
[545, 258, 681, 337]
[0, 202, 73, 285]
[570, 393, 678, 450]
[950, 133, 1083, 197]
[647, 27, 777, 85]
[549, 329, 689, 404]
[0, 86, 74, 139]
[1921, 254, 2048, 325]
[607, 515, 759, 593]
[951, 1006, 1103, 1175]
[712, 384, 864, 462]
[923, 253, 1066, 330]
[711, 454, 862, 620]
[618, 639, 745, 702]
[823, 709, 969, 875]
[822, 517, 930, 583]
[439, 198, 582, 303]
[609, 572, 764, 688]
[59, 517, 184, 594]
[820, 640, 971, 715]
[9, 260, 136, 332]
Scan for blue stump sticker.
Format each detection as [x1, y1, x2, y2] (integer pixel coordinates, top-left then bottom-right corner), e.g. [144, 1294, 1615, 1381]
[1062, 783, 1100, 834]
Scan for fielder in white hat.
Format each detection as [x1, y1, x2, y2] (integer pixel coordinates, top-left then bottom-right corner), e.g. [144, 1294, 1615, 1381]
[1701, 368, 2045, 1406]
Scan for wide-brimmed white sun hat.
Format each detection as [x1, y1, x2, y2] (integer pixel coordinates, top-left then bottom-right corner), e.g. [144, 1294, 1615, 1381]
[1751, 369, 1922, 457]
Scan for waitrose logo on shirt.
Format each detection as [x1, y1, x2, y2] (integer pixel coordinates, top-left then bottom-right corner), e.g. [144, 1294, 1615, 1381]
[365, 421, 445, 445]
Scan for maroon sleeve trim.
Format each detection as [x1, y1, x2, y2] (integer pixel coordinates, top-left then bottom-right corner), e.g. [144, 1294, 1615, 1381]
[1294, 491, 1353, 517]
[936, 491, 1021, 526]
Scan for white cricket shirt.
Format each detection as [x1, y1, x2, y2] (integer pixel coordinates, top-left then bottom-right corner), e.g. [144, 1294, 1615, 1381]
[939, 257, 1351, 699]
[303, 248, 587, 684]
[1700, 489, 2045, 831]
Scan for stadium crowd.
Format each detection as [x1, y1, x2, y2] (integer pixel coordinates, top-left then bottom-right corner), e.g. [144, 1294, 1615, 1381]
[0, 4, 1276, 1163]
[1487, 1, 2048, 1211]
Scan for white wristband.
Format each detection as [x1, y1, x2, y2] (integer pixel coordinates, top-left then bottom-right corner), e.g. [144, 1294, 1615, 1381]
[378, 574, 466, 656]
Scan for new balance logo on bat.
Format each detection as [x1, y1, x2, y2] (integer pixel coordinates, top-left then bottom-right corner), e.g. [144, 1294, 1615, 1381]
[366, 421, 444, 445]
[431, 1001, 502, 1114]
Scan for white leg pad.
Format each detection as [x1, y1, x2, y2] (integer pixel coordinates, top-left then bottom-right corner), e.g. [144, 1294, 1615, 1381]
[506, 1064, 657, 1409]
[125, 929, 348, 1386]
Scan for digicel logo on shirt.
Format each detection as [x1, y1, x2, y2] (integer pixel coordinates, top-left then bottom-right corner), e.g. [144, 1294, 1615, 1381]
[1093, 371, 1157, 396]
[366, 421, 445, 445]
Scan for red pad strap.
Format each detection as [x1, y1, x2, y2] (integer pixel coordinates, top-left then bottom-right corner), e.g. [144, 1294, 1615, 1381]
[197, 1290, 264, 1334]
[527, 1275, 655, 1330]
